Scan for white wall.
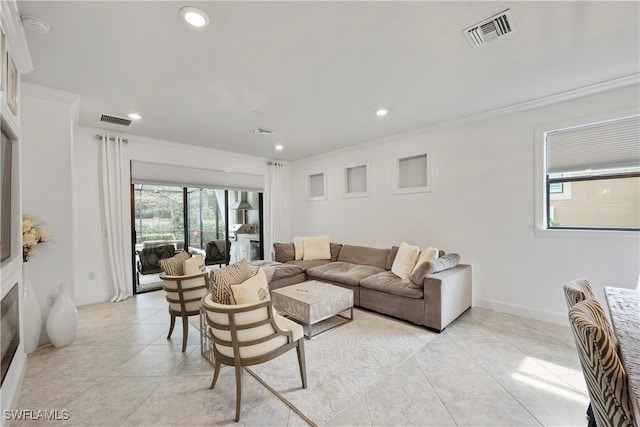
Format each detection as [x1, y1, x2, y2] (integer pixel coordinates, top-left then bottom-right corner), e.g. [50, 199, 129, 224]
[21, 87, 77, 344]
[288, 84, 640, 325]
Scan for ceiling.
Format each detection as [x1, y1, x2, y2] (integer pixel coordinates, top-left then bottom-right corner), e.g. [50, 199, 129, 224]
[17, 1, 640, 161]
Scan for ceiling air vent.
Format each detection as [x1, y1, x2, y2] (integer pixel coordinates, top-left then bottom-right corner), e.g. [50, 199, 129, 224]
[250, 128, 273, 135]
[463, 9, 515, 48]
[100, 114, 132, 126]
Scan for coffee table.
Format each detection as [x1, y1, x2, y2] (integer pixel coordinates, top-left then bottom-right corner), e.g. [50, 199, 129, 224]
[271, 280, 354, 339]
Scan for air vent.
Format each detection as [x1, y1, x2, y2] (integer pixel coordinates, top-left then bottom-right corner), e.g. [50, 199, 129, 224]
[463, 9, 515, 48]
[250, 128, 273, 135]
[100, 114, 132, 126]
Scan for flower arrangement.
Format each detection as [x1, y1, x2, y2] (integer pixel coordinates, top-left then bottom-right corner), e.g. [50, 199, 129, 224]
[22, 214, 51, 262]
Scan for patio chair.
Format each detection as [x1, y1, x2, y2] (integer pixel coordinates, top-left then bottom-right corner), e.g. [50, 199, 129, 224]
[201, 294, 307, 422]
[204, 239, 230, 266]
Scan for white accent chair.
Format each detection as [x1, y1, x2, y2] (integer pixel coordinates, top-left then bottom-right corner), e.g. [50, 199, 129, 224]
[201, 294, 307, 422]
[161, 272, 209, 352]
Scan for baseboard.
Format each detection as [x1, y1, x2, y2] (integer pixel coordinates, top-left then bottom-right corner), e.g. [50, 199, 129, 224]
[76, 292, 112, 306]
[474, 298, 568, 326]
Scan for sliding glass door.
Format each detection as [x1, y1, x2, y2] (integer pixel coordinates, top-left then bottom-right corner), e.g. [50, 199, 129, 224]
[132, 185, 264, 294]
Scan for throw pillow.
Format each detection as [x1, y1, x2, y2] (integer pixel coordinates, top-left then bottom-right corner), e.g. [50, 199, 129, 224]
[230, 267, 270, 305]
[411, 247, 439, 275]
[391, 242, 420, 280]
[159, 251, 191, 276]
[209, 259, 249, 304]
[183, 253, 206, 275]
[293, 236, 304, 260]
[303, 235, 331, 260]
[274, 242, 295, 262]
[409, 253, 461, 287]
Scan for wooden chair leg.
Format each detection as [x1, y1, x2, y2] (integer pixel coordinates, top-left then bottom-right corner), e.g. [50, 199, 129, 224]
[234, 365, 243, 422]
[167, 314, 176, 339]
[210, 359, 221, 389]
[181, 314, 189, 352]
[296, 339, 307, 389]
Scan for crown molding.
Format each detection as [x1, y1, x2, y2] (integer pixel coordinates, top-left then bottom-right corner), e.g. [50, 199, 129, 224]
[1, 0, 34, 73]
[293, 74, 640, 165]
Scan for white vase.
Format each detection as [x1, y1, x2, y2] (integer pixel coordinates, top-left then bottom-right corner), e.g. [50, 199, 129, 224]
[46, 283, 79, 348]
[22, 263, 43, 354]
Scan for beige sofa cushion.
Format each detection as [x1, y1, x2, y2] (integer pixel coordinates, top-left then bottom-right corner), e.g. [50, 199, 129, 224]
[391, 242, 420, 279]
[293, 237, 304, 260]
[330, 243, 343, 261]
[338, 245, 390, 269]
[307, 262, 385, 287]
[360, 271, 424, 299]
[302, 235, 331, 260]
[285, 259, 331, 272]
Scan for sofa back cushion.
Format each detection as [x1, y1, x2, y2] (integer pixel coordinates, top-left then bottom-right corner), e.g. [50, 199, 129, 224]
[337, 244, 390, 269]
[274, 242, 296, 262]
[386, 246, 399, 270]
[330, 243, 343, 261]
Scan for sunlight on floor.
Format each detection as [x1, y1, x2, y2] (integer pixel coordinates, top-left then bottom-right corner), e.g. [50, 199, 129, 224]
[513, 357, 588, 405]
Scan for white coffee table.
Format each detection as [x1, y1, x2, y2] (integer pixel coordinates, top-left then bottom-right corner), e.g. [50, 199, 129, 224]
[271, 280, 354, 339]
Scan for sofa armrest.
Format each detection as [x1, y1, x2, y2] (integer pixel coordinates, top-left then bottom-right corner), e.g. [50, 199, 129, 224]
[423, 264, 472, 331]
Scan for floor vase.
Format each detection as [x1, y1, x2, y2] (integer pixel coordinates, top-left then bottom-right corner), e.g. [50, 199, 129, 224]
[22, 263, 43, 353]
[46, 283, 79, 347]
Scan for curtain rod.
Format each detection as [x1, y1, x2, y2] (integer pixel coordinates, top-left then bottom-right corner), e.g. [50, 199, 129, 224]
[95, 135, 129, 143]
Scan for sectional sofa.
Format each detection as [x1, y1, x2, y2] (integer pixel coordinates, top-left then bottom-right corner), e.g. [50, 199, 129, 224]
[254, 242, 472, 331]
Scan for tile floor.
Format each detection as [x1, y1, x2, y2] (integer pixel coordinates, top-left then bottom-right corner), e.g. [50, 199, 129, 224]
[12, 291, 590, 426]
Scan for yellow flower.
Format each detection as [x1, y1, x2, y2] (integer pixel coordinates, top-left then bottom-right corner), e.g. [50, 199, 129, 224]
[36, 228, 50, 242]
[23, 232, 37, 246]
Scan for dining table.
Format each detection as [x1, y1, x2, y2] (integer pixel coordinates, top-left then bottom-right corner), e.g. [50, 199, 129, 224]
[604, 286, 640, 420]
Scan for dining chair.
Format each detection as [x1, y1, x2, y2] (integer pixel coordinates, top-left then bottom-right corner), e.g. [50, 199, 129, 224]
[161, 272, 209, 352]
[569, 299, 636, 427]
[201, 294, 307, 422]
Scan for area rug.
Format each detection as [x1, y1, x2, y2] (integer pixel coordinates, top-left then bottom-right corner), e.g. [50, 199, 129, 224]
[246, 309, 437, 426]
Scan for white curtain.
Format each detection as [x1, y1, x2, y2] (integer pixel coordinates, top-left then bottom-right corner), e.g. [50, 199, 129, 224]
[100, 135, 130, 302]
[267, 162, 284, 256]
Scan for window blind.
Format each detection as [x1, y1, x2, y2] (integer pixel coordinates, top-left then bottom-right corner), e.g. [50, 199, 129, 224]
[130, 160, 264, 191]
[546, 114, 640, 174]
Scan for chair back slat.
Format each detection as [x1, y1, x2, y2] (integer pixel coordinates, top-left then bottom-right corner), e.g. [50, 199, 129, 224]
[201, 295, 297, 366]
[161, 273, 209, 315]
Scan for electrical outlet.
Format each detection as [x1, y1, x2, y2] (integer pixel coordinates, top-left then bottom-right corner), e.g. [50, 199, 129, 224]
[88, 272, 96, 280]
[47, 295, 56, 307]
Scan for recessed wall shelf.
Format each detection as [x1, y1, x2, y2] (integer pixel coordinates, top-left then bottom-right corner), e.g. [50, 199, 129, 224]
[344, 161, 370, 198]
[307, 170, 326, 201]
[393, 153, 431, 195]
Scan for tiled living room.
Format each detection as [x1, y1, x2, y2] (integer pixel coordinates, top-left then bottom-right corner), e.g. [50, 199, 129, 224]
[1, 1, 639, 427]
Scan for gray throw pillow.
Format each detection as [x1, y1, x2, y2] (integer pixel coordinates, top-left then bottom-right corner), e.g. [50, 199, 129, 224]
[409, 253, 461, 287]
[273, 243, 295, 262]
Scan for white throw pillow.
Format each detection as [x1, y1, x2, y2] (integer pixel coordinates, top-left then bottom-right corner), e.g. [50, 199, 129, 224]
[230, 267, 270, 304]
[293, 236, 304, 261]
[303, 235, 331, 260]
[183, 254, 205, 275]
[411, 247, 439, 275]
[391, 242, 420, 280]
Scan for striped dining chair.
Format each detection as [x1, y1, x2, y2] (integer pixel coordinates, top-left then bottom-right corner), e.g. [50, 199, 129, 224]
[568, 299, 636, 427]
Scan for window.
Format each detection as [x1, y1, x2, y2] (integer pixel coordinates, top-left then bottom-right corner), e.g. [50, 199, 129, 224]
[540, 114, 640, 231]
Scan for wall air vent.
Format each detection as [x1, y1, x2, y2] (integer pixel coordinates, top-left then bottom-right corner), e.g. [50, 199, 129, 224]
[100, 114, 132, 126]
[463, 9, 515, 48]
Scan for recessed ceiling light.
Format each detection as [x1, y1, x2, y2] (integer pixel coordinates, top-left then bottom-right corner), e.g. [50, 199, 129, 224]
[375, 108, 389, 117]
[180, 6, 209, 27]
[275, 144, 284, 151]
[128, 113, 141, 120]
